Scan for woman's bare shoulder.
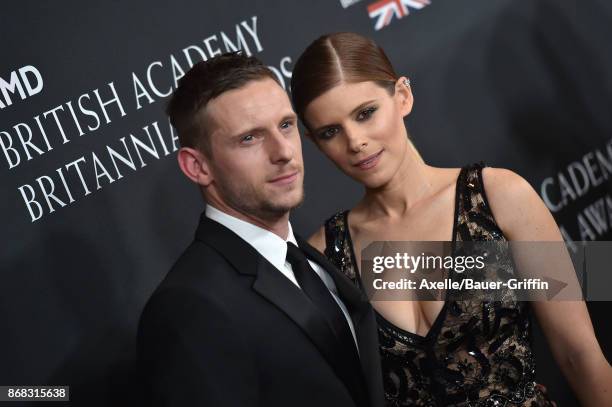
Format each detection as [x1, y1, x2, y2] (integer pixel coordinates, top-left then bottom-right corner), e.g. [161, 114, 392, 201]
[480, 167, 561, 240]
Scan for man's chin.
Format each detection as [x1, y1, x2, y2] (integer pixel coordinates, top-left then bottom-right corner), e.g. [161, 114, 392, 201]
[265, 189, 304, 213]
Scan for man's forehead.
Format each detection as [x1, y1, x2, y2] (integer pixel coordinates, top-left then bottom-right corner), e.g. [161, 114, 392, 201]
[211, 79, 289, 115]
[204, 78, 293, 133]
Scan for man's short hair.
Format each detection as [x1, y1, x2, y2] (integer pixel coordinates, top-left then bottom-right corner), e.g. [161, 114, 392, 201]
[166, 52, 280, 156]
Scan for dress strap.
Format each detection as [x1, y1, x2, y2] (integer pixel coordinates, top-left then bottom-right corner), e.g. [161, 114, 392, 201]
[324, 210, 359, 283]
[454, 162, 505, 241]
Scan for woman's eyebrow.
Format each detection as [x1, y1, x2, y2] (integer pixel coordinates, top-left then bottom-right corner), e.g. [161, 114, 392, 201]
[349, 99, 377, 116]
[311, 99, 377, 134]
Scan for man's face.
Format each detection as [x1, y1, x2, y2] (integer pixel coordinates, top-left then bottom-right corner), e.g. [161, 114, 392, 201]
[203, 78, 304, 220]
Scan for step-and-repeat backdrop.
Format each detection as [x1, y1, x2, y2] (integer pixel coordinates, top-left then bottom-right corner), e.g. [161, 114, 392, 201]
[2, 1, 611, 405]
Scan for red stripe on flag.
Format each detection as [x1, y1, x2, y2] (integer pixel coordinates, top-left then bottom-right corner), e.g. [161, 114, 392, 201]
[367, 0, 394, 13]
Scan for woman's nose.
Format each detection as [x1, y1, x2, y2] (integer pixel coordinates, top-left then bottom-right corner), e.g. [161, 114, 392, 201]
[345, 126, 368, 153]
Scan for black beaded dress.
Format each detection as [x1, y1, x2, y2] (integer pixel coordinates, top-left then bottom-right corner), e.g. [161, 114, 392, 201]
[323, 164, 555, 407]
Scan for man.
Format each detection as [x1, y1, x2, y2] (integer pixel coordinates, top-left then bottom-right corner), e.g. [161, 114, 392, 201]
[137, 52, 384, 407]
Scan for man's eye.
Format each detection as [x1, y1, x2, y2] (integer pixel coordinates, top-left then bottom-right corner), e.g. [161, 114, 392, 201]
[240, 134, 255, 143]
[318, 127, 340, 140]
[280, 120, 293, 130]
[357, 107, 377, 121]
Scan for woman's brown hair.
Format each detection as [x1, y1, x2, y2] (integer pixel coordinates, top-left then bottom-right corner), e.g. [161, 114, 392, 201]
[290, 32, 399, 126]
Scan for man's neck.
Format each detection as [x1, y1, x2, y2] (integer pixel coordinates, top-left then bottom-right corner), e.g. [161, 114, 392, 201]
[206, 201, 290, 240]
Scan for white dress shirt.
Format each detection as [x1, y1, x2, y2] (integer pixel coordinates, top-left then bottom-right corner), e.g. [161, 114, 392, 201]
[205, 204, 358, 349]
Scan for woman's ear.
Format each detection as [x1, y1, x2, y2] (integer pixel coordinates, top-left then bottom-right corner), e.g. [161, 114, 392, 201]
[177, 146, 213, 187]
[395, 76, 414, 117]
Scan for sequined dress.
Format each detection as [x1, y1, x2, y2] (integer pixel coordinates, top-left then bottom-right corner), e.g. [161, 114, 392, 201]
[324, 164, 555, 407]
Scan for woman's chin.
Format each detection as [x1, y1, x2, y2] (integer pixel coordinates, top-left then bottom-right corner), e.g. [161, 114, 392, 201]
[363, 179, 389, 189]
[348, 172, 390, 189]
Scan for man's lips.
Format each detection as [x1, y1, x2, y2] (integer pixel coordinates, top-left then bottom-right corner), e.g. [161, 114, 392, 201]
[353, 149, 383, 169]
[268, 171, 299, 185]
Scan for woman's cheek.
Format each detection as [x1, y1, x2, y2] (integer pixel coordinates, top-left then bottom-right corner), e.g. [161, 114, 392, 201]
[323, 144, 346, 170]
[366, 117, 387, 142]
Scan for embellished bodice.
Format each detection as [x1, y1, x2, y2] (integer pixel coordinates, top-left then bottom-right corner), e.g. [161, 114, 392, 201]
[324, 164, 554, 406]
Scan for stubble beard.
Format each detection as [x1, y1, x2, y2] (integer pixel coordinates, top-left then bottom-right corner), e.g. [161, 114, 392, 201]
[216, 176, 304, 222]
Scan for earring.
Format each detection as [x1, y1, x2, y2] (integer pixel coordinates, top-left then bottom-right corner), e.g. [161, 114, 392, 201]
[403, 78, 411, 88]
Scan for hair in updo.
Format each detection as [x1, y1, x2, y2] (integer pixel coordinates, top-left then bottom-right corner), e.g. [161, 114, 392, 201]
[290, 32, 399, 126]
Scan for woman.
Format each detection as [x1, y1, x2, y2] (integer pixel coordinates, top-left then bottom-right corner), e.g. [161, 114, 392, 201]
[290, 32, 611, 406]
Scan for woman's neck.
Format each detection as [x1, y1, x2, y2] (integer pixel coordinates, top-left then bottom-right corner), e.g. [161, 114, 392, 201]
[361, 142, 435, 219]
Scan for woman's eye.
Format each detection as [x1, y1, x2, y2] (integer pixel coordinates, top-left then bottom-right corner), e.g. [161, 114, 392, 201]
[357, 107, 377, 121]
[319, 127, 339, 140]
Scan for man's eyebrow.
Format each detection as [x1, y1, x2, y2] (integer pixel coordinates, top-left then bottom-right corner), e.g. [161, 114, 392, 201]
[311, 99, 377, 134]
[227, 125, 262, 141]
[280, 113, 298, 122]
[229, 112, 297, 140]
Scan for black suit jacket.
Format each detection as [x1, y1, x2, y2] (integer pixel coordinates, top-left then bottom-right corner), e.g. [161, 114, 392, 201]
[138, 214, 384, 407]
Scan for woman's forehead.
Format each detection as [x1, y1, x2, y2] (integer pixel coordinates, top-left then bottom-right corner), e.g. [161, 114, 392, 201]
[305, 81, 388, 122]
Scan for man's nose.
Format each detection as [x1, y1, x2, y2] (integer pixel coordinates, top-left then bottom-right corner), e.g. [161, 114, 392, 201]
[268, 129, 296, 163]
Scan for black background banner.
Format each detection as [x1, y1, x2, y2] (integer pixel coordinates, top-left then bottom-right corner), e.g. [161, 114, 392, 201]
[1, 1, 611, 405]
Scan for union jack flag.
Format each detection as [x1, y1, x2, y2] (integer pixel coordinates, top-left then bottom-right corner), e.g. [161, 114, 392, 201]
[367, 0, 431, 31]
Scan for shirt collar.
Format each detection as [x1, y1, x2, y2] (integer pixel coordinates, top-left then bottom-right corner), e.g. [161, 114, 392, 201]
[205, 204, 297, 272]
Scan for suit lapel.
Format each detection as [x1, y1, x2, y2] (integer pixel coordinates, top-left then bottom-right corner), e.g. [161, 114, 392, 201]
[296, 235, 370, 322]
[195, 214, 259, 276]
[195, 214, 370, 407]
[297, 235, 384, 407]
[251, 259, 353, 388]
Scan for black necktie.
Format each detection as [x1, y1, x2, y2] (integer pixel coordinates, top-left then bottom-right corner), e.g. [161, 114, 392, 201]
[286, 242, 358, 354]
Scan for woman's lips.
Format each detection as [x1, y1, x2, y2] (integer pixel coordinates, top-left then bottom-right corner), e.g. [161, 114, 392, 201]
[269, 171, 298, 185]
[354, 149, 383, 170]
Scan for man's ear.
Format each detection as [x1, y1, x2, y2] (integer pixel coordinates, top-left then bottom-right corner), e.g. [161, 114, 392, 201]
[177, 147, 213, 187]
[395, 76, 414, 117]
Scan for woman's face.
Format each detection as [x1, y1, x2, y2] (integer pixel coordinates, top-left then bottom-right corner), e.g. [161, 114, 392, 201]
[303, 79, 413, 189]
